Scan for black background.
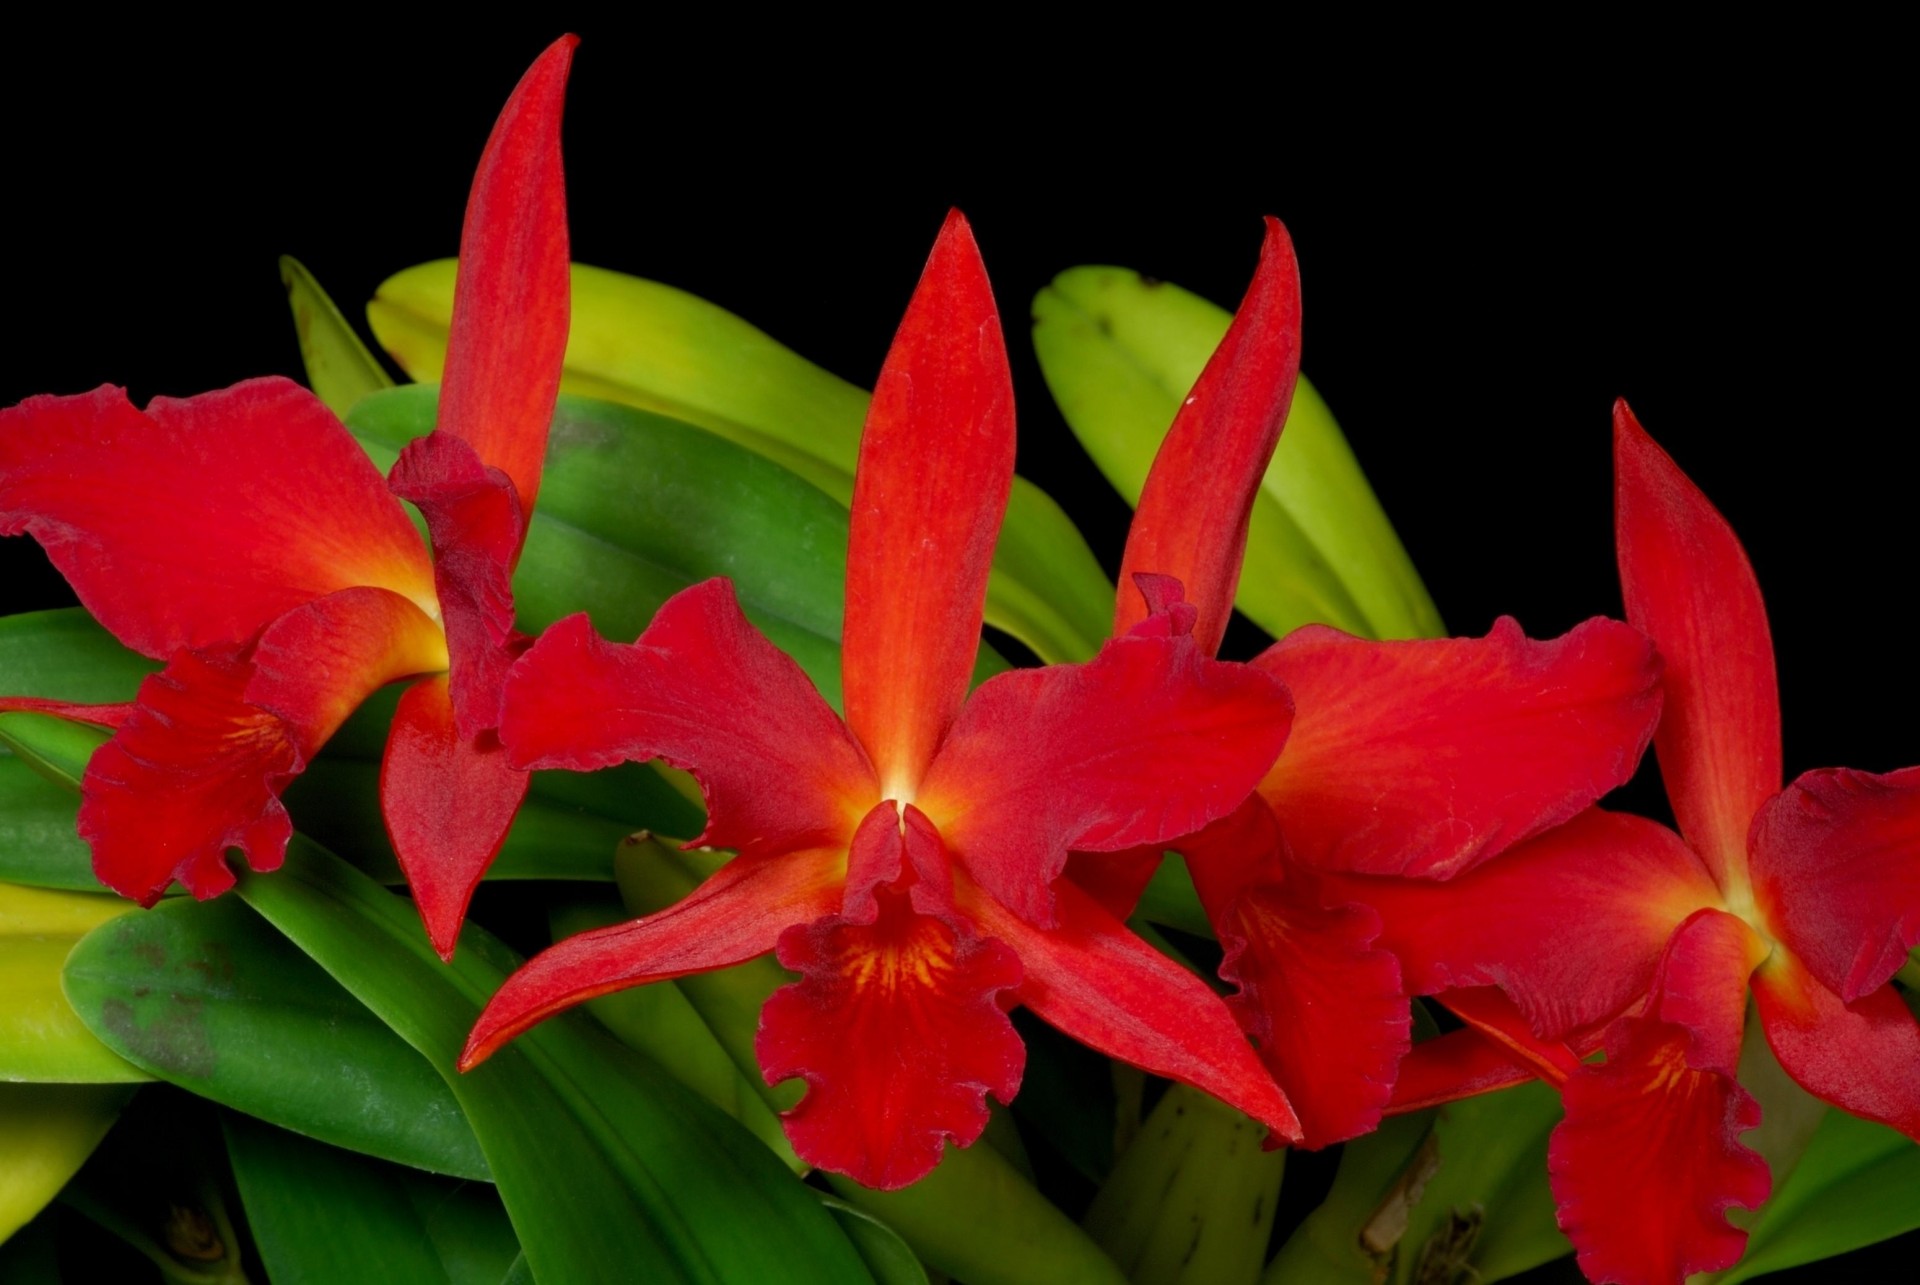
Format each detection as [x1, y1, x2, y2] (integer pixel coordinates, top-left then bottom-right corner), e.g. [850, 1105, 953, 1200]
[3, 19, 1913, 1280]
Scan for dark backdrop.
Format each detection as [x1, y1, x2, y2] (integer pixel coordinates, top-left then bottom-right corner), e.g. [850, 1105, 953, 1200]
[2, 21, 1912, 1280]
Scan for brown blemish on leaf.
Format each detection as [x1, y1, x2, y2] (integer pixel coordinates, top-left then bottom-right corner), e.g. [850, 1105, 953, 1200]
[99, 993, 216, 1079]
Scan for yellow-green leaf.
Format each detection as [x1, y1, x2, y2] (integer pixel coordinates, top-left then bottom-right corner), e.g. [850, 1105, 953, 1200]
[0, 1083, 135, 1240]
[0, 882, 145, 1083]
[281, 256, 393, 418]
[1033, 266, 1444, 643]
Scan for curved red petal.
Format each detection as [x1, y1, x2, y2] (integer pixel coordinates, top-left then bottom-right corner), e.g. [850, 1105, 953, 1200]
[1177, 795, 1406, 1146]
[499, 584, 876, 856]
[842, 210, 1015, 799]
[79, 588, 445, 906]
[1, 380, 434, 657]
[1436, 986, 1585, 1085]
[966, 875, 1302, 1145]
[1114, 218, 1301, 656]
[1615, 401, 1779, 888]
[1061, 845, 1166, 923]
[1750, 764, 1920, 1002]
[462, 844, 843, 1069]
[1550, 909, 1771, 1285]
[1348, 808, 1718, 1041]
[757, 890, 1026, 1189]
[919, 627, 1292, 927]
[0, 696, 136, 728]
[1256, 615, 1662, 878]
[388, 430, 526, 737]
[1752, 947, 1920, 1138]
[1387, 1028, 1541, 1114]
[381, 676, 530, 961]
[435, 35, 575, 516]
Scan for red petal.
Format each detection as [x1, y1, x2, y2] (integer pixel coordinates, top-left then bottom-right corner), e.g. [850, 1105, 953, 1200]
[1348, 808, 1718, 1040]
[1549, 909, 1770, 1285]
[462, 844, 843, 1069]
[965, 875, 1302, 1145]
[435, 35, 575, 517]
[1752, 946, 1920, 1138]
[79, 588, 445, 905]
[1436, 986, 1585, 1084]
[387, 430, 526, 736]
[1750, 764, 1920, 1002]
[1061, 845, 1166, 922]
[1114, 218, 1301, 656]
[1256, 615, 1661, 878]
[1387, 1028, 1540, 1113]
[758, 890, 1025, 1189]
[1, 380, 434, 657]
[841, 210, 1015, 798]
[499, 584, 877, 857]
[1176, 795, 1406, 1146]
[0, 697, 136, 729]
[381, 676, 531, 960]
[919, 627, 1292, 927]
[1615, 401, 1779, 888]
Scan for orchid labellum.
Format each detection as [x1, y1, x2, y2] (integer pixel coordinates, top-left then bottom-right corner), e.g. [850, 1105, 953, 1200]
[1065, 217, 1667, 1150]
[0, 36, 576, 959]
[467, 210, 1302, 1189]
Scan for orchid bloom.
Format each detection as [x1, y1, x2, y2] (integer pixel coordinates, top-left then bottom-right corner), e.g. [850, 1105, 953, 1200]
[465, 210, 1301, 1189]
[0, 36, 576, 959]
[1069, 218, 1667, 1149]
[1329, 403, 1920, 1284]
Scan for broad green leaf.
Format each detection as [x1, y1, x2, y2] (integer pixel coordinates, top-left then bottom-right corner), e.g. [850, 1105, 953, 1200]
[821, 1198, 933, 1285]
[369, 259, 1114, 663]
[0, 753, 98, 889]
[612, 839, 1127, 1285]
[236, 837, 874, 1285]
[64, 895, 486, 1179]
[0, 1083, 134, 1240]
[1033, 266, 1445, 643]
[1265, 1111, 1436, 1284]
[226, 1113, 518, 1285]
[1386, 1080, 1569, 1284]
[280, 255, 393, 417]
[1715, 1111, 1920, 1283]
[0, 882, 144, 1082]
[1083, 1083, 1285, 1285]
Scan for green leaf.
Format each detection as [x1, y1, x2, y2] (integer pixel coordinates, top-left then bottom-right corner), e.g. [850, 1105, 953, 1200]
[225, 1113, 518, 1285]
[368, 259, 1114, 664]
[236, 837, 874, 1285]
[820, 1198, 933, 1285]
[1715, 1111, 1920, 1283]
[0, 753, 101, 890]
[0, 1083, 135, 1240]
[63, 895, 487, 1179]
[1033, 266, 1445, 643]
[280, 256, 394, 418]
[0, 882, 145, 1082]
[1265, 1111, 1436, 1284]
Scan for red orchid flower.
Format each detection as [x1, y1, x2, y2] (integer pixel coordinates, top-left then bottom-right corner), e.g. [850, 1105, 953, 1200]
[464, 210, 1302, 1190]
[1069, 218, 1667, 1149]
[1330, 403, 1920, 1284]
[0, 36, 576, 959]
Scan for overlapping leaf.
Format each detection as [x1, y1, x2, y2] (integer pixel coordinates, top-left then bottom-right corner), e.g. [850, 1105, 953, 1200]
[0, 882, 143, 1082]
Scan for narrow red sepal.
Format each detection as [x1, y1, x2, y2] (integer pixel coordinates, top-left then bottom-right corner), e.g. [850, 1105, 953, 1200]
[920, 625, 1292, 927]
[463, 844, 843, 1068]
[1753, 947, 1920, 1139]
[381, 676, 530, 960]
[1114, 218, 1301, 656]
[965, 876, 1302, 1144]
[1386, 1027, 1543, 1114]
[0, 380, 434, 657]
[0, 696, 137, 729]
[435, 34, 575, 518]
[1750, 764, 1920, 1002]
[758, 890, 1025, 1189]
[841, 209, 1015, 799]
[499, 584, 876, 857]
[1255, 615, 1662, 878]
[1614, 401, 1780, 887]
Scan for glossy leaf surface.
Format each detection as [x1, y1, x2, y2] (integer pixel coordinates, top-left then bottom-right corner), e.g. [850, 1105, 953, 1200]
[237, 837, 873, 1285]
[64, 894, 486, 1179]
[368, 259, 1113, 663]
[1033, 264, 1442, 642]
[226, 1113, 518, 1285]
